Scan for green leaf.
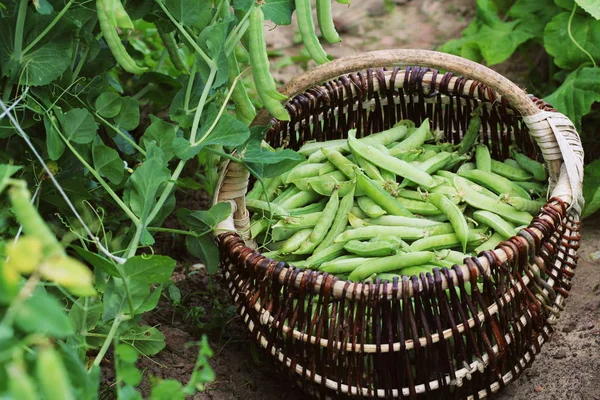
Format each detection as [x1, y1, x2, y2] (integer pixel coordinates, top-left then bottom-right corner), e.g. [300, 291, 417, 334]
[582, 159, 600, 218]
[177, 202, 231, 233]
[20, 39, 73, 86]
[150, 380, 185, 400]
[0, 164, 22, 195]
[14, 290, 74, 337]
[102, 277, 150, 321]
[141, 116, 177, 162]
[507, 0, 562, 37]
[575, 0, 600, 19]
[59, 108, 98, 144]
[44, 115, 65, 160]
[185, 235, 219, 274]
[119, 325, 166, 356]
[114, 97, 140, 131]
[544, 67, 600, 129]
[33, 0, 54, 14]
[544, 12, 600, 69]
[135, 286, 163, 314]
[72, 245, 120, 277]
[476, 20, 536, 65]
[92, 140, 124, 184]
[263, 0, 295, 25]
[68, 299, 102, 332]
[123, 255, 176, 284]
[164, 0, 211, 28]
[124, 150, 170, 221]
[95, 93, 123, 118]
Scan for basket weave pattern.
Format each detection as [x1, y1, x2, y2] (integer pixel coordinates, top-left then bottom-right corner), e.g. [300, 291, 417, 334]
[213, 51, 583, 399]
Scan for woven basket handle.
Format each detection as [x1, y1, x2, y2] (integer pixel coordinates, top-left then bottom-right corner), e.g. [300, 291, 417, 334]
[252, 49, 584, 213]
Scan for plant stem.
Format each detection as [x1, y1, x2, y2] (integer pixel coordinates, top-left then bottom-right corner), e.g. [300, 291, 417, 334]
[22, 0, 75, 55]
[184, 63, 197, 112]
[12, 0, 28, 63]
[95, 114, 147, 156]
[92, 314, 126, 368]
[48, 117, 140, 225]
[568, 3, 597, 68]
[147, 227, 199, 237]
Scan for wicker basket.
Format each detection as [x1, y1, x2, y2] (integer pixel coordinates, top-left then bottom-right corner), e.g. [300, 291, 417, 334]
[212, 50, 584, 399]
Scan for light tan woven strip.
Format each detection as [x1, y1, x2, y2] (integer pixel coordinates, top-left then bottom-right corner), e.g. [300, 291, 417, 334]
[523, 111, 584, 214]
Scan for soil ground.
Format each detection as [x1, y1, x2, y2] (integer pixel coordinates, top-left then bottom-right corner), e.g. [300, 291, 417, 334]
[111, 1, 600, 399]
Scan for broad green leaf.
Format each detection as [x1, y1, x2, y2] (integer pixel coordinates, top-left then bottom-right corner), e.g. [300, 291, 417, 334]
[141, 116, 177, 162]
[232, 0, 253, 12]
[172, 137, 200, 161]
[92, 140, 124, 184]
[169, 72, 205, 128]
[185, 235, 219, 274]
[263, 0, 295, 25]
[44, 115, 65, 160]
[135, 286, 163, 314]
[102, 277, 150, 321]
[507, 0, 562, 37]
[575, 0, 600, 19]
[119, 325, 166, 356]
[68, 298, 102, 332]
[476, 20, 536, 65]
[544, 67, 600, 129]
[177, 202, 231, 233]
[544, 12, 600, 69]
[164, 0, 211, 28]
[72, 245, 120, 277]
[95, 92, 123, 118]
[582, 159, 600, 218]
[198, 20, 230, 88]
[20, 39, 73, 86]
[33, 0, 54, 14]
[59, 108, 98, 144]
[123, 255, 176, 284]
[114, 97, 140, 131]
[125, 150, 170, 221]
[14, 290, 74, 337]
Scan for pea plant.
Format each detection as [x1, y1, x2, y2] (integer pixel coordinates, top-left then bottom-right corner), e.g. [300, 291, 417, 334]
[440, 0, 600, 218]
[0, 0, 340, 397]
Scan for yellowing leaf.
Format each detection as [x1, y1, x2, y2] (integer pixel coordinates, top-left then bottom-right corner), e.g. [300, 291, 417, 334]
[5, 236, 43, 274]
[40, 256, 96, 297]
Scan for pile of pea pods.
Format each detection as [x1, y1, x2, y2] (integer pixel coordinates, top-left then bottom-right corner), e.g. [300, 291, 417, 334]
[246, 117, 549, 282]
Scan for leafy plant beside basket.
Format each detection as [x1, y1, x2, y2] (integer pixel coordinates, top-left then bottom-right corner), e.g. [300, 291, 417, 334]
[439, 0, 600, 218]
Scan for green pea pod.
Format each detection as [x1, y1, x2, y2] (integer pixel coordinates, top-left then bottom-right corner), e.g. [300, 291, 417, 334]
[227, 47, 255, 124]
[472, 210, 516, 239]
[313, 185, 355, 253]
[344, 239, 398, 257]
[501, 195, 545, 215]
[274, 212, 323, 229]
[305, 242, 346, 267]
[113, 0, 134, 30]
[511, 150, 548, 181]
[349, 136, 436, 189]
[364, 215, 440, 228]
[453, 176, 533, 225]
[356, 173, 413, 217]
[295, 0, 330, 64]
[285, 163, 325, 183]
[474, 144, 491, 172]
[246, 199, 289, 217]
[354, 153, 385, 181]
[320, 256, 375, 274]
[97, 0, 147, 74]
[322, 148, 357, 178]
[248, 6, 290, 120]
[334, 225, 428, 243]
[294, 190, 340, 254]
[348, 251, 434, 281]
[428, 193, 469, 252]
[7, 361, 37, 400]
[456, 162, 475, 173]
[395, 197, 442, 216]
[279, 190, 321, 209]
[473, 232, 505, 254]
[288, 198, 327, 215]
[458, 169, 532, 199]
[490, 159, 533, 181]
[357, 196, 387, 218]
[389, 119, 430, 155]
[279, 228, 313, 254]
[36, 347, 75, 400]
[316, 0, 341, 43]
[409, 231, 488, 252]
[9, 185, 64, 259]
[458, 112, 481, 155]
